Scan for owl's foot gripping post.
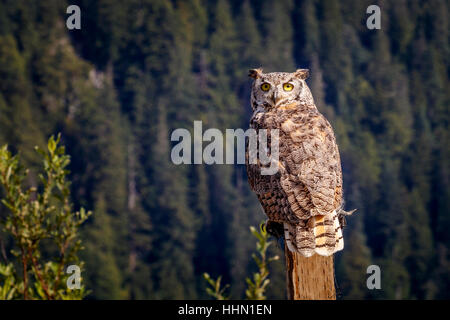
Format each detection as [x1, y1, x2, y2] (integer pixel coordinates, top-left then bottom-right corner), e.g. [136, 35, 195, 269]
[265, 220, 285, 250]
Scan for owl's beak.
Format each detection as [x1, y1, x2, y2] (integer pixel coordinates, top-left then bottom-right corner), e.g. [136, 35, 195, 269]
[271, 92, 282, 106]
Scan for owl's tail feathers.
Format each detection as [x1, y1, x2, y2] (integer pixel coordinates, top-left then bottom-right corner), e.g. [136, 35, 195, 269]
[283, 210, 344, 257]
[311, 212, 341, 256]
[284, 222, 315, 257]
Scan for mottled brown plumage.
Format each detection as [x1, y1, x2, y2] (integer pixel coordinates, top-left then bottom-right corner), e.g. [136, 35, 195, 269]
[246, 68, 350, 257]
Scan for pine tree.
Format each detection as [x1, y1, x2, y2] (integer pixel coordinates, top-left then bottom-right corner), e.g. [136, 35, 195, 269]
[66, 76, 129, 299]
[259, 0, 295, 71]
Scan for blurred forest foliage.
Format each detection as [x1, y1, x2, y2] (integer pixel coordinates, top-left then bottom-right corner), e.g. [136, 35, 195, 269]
[0, 0, 448, 299]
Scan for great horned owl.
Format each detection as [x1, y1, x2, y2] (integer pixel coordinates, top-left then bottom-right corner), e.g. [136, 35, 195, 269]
[246, 68, 352, 257]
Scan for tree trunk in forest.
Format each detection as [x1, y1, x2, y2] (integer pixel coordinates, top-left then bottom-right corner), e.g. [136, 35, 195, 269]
[128, 143, 137, 274]
[285, 243, 336, 300]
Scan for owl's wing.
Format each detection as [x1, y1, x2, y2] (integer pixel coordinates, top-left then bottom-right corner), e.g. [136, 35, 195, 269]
[279, 112, 343, 217]
[278, 112, 344, 256]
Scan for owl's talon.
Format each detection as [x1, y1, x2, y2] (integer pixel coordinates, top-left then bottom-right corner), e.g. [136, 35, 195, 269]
[265, 220, 284, 239]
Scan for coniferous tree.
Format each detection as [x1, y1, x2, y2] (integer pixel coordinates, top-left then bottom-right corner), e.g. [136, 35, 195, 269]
[0, 0, 448, 300]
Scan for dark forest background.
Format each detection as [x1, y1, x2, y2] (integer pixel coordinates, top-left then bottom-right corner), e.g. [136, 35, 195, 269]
[0, 0, 448, 299]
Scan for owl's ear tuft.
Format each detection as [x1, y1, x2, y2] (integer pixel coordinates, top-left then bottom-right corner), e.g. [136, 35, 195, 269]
[248, 68, 263, 79]
[294, 69, 309, 80]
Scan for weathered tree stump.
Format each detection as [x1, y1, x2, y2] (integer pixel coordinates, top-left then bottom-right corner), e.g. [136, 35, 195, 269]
[285, 243, 336, 300]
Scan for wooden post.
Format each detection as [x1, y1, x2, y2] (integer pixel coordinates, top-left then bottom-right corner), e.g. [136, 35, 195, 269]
[285, 243, 336, 300]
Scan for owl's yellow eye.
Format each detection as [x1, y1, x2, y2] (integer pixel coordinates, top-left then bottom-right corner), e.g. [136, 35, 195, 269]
[260, 83, 271, 91]
[283, 83, 294, 91]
